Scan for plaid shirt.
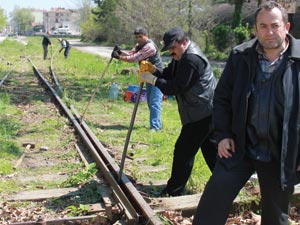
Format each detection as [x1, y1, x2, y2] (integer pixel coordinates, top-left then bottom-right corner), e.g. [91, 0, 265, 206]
[123, 41, 157, 63]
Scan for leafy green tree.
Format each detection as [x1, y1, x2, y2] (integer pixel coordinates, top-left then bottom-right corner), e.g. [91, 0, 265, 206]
[0, 8, 7, 31]
[11, 7, 34, 34]
[92, 0, 120, 42]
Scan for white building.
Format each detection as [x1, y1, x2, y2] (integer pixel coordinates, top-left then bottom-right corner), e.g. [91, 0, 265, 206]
[43, 8, 80, 35]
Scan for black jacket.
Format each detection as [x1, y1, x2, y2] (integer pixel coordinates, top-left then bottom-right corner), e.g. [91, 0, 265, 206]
[42, 34, 51, 46]
[213, 34, 300, 189]
[155, 41, 216, 125]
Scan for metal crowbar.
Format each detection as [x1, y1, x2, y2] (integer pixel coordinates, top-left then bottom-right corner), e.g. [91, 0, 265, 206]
[80, 57, 113, 124]
[118, 81, 144, 181]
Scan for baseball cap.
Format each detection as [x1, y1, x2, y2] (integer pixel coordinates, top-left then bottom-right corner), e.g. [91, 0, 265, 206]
[133, 27, 148, 35]
[161, 27, 184, 51]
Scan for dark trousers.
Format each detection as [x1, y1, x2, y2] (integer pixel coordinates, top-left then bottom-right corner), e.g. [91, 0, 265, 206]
[43, 44, 48, 60]
[64, 46, 71, 59]
[193, 157, 294, 225]
[165, 116, 217, 196]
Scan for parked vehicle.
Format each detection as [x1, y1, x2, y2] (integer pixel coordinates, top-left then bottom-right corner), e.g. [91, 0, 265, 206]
[53, 28, 72, 35]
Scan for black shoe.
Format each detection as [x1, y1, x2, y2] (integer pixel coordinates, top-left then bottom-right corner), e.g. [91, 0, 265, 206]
[150, 187, 167, 197]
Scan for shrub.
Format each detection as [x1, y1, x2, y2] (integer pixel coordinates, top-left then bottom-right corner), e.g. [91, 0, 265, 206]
[233, 23, 251, 44]
[211, 24, 233, 52]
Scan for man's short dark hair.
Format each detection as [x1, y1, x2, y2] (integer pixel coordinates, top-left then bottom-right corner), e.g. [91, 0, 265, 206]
[133, 27, 148, 36]
[254, 1, 288, 24]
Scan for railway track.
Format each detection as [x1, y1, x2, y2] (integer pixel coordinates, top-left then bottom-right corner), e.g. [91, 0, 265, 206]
[0, 53, 163, 224]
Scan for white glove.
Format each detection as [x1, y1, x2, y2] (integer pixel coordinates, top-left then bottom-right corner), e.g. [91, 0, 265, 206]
[138, 72, 157, 85]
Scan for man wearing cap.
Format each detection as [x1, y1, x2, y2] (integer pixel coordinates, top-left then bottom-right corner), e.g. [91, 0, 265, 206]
[139, 27, 217, 196]
[111, 27, 164, 132]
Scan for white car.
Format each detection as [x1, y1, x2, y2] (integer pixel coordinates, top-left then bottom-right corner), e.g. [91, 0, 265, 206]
[53, 28, 72, 35]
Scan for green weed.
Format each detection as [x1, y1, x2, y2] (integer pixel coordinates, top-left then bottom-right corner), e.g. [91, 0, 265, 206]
[62, 163, 98, 187]
[0, 159, 14, 175]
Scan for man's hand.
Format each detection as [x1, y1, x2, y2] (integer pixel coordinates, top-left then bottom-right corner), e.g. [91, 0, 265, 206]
[113, 45, 122, 54]
[138, 72, 157, 85]
[111, 50, 120, 59]
[140, 60, 156, 74]
[218, 138, 235, 158]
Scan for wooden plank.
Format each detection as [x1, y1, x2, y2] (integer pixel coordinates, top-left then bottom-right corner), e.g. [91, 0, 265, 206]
[5, 188, 79, 201]
[151, 193, 201, 213]
[152, 184, 300, 215]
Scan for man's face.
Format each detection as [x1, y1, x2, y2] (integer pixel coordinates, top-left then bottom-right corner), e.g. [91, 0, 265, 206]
[254, 7, 290, 51]
[135, 34, 148, 46]
[168, 41, 186, 61]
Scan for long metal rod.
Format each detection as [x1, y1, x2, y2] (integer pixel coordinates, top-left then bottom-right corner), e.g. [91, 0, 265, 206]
[80, 57, 113, 124]
[118, 82, 144, 181]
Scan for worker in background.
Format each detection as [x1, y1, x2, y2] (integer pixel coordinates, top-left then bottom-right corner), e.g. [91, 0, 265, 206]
[58, 38, 71, 59]
[42, 31, 52, 60]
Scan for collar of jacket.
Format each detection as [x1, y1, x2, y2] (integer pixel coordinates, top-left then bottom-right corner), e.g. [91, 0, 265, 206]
[233, 34, 300, 60]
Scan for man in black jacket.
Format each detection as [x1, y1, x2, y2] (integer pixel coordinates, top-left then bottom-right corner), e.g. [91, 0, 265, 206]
[42, 31, 52, 60]
[193, 2, 300, 225]
[139, 27, 217, 196]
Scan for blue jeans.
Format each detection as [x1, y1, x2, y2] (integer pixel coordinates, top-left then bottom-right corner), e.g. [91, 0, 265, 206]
[64, 46, 71, 59]
[145, 83, 162, 130]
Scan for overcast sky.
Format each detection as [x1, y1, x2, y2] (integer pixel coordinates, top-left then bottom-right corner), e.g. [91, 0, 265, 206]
[1, 0, 79, 16]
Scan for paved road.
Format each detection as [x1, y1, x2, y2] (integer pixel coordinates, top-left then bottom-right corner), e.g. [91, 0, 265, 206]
[69, 39, 226, 68]
[69, 39, 113, 58]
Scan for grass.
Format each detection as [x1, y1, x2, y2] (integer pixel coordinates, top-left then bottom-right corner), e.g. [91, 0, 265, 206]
[0, 36, 212, 195]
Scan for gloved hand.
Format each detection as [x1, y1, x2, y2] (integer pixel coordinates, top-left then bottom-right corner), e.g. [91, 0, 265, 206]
[111, 49, 120, 59]
[138, 71, 157, 85]
[140, 60, 156, 74]
[113, 45, 122, 54]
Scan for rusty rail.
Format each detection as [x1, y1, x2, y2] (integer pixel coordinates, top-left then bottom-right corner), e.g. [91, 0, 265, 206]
[26, 57, 162, 225]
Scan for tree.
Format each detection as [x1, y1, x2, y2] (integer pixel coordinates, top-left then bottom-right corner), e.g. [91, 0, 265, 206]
[231, 0, 244, 28]
[92, 0, 120, 42]
[11, 7, 34, 34]
[76, 0, 101, 41]
[113, 0, 214, 45]
[0, 8, 7, 31]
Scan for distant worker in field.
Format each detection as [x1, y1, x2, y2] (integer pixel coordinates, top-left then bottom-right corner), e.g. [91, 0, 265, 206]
[58, 38, 71, 59]
[111, 27, 164, 132]
[139, 27, 217, 196]
[42, 31, 52, 60]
